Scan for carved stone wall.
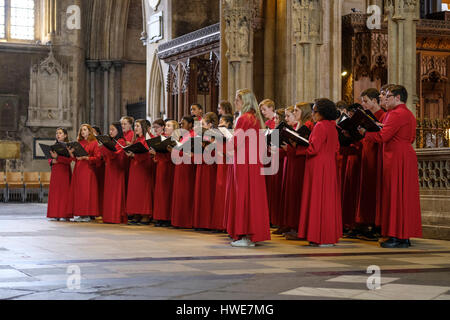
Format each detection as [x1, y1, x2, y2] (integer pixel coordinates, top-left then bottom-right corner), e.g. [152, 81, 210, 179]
[417, 148, 450, 240]
[222, 0, 259, 103]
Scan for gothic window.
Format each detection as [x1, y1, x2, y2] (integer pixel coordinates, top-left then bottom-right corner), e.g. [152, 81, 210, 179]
[0, 0, 36, 41]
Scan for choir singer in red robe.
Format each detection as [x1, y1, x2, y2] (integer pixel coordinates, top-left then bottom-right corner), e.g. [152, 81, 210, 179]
[297, 99, 342, 247]
[227, 89, 271, 247]
[47, 128, 72, 221]
[100, 122, 128, 224]
[68, 124, 101, 222]
[359, 85, 422, 248]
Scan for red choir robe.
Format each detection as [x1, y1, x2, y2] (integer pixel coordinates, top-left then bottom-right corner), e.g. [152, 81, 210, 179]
[126, 135, 154, 216]
[68, 140, 101, 217]
[153, 144, 176, 222]
[171, 130, 197, 228]
[298, 120, 342, 244]
[100, 138, 128, 224]
[124, 130, 134, 144]
[226, 111, 271, 243]
[193, 149, 217, 229]
[266, 148, 286, 227]
[47, 155, 73, 219]
[95, 146, 105, 217]
[265, 118, 276, 130]
[211, 146, 232, 231]
[123, 130, 134, 193]
[355, 109, 386, 226]
[223, 158, 235, 230]
[281, 121, 314, 230]
[337, 147, 348, 205]
[341, 142, 362, 229]
[365, 104, 422, 240]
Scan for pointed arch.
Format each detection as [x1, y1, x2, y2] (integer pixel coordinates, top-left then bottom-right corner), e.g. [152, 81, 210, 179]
[149, 51, 165, 121]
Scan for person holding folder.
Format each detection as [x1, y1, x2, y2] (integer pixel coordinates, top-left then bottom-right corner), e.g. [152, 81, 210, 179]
[356, 88, 386, 241]
[121, 116, 135, 145]
[268, 109, 288, 234]
[151, 120, 179, 227]
[68, 124, 101, 222]
[47, 128, 73, 221]
[125, 119, 154, 225]
[227, 89, 271, 247]
[297, 99, 342, 246]
[99, 122, 128, 224]
[193, 112, 219, 230]
[280, 103, 314, 240]
[171, 116, 197, 229]
[358, 85, 422, 248]
[211, 114, 234, 232]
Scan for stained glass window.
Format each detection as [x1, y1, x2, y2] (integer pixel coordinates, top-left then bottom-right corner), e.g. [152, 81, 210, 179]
[0, 0, 5, 39]
[10, 0, 35, 40]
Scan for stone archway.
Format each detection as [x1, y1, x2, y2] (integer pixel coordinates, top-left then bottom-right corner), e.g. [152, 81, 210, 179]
[148, 52, 165, 121]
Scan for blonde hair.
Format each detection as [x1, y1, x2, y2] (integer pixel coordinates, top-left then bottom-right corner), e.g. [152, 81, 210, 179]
[259, 99, 276, 111]
[285, 106, 295, 114]
[295, 102, 313, 125]
[236, 89, 266, 129]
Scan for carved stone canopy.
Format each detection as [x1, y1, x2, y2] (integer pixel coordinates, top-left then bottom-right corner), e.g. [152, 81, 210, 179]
[26, 49, 72, 128]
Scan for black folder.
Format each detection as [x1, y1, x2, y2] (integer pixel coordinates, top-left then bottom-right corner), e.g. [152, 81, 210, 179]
[52, 142, 71, 158]
[174, 136, 204, 154]
[146, 136, 177, 154]
[96, 135, 117, 152]
[339, 109, 381, 133]
[122, 142, 149, 154]
[266, 121, 291, 147]
[39, 143, 70, 159]
[281, 127, 310, 147]
[67, 142, 89, 157]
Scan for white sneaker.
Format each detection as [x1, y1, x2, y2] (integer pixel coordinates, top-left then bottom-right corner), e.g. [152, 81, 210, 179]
[72, 216, 90, 222]
[309, 242, 335, 248]
[231, 237, 256, 247]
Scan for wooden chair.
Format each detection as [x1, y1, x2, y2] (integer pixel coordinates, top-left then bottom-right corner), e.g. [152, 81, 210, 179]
[6, 172, 24, 203]
[40, 172, 51, 202]
[23, 172, 41, 202]
[0, 172, 6, 202]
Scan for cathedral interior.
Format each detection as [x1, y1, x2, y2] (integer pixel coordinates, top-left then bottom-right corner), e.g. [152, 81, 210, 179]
[0, 0, 449, 301]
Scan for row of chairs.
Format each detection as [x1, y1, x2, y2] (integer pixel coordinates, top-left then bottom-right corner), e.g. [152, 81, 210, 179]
[0, 172, 51, 203]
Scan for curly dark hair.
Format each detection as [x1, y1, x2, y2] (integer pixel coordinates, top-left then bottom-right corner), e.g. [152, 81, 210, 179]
[314, 98, 340, 120]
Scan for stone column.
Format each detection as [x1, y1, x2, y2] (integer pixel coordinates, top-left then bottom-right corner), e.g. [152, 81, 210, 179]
[113, 61, 124, 118]
[264, 0, 276, 101]
[100, 61, 112, 133]
[222, 0, 259, 103]
[292, 0, 323, 103]
[87, 60, 99, 125]
[385, 0, 420, 114]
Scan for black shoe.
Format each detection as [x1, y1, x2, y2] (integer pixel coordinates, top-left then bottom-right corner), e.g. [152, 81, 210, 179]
[127, 220, 139, 225]
[380, 237, 409, 248]
[154, 221, 162, 227]
[358, 230, 379, 242]
[343, 229, 360, 239]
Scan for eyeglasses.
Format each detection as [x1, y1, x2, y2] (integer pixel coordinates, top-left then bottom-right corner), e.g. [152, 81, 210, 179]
[386, 94, 394, 98]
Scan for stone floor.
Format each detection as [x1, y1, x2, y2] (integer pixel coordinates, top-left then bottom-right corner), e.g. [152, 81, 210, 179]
[0, 203, 449, 300]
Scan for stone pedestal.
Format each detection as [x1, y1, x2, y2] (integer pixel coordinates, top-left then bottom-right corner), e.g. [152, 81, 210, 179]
[417, 148, 450, 240]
